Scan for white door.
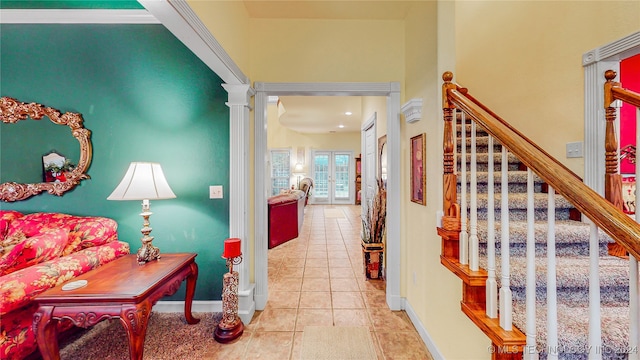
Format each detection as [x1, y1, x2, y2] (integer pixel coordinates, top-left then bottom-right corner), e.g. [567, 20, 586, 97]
[311, 151, 353, 205]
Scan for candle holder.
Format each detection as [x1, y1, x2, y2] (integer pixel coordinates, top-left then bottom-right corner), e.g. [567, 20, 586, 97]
[214, 239, 244, 343]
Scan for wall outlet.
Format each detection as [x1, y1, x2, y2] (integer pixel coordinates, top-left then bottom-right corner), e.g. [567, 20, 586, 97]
[566, 141, 583, 158]
[209, 185, 223, 199]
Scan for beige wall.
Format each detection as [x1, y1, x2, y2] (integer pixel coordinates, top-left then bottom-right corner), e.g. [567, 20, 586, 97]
[249, 18, 404, 83]
[402, 1, 491, 359]
[455, 0, 640, 176]
[186, 0, 252, 75]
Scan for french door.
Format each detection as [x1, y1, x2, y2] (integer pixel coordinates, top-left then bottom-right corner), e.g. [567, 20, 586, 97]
[311, 151, 354, 205]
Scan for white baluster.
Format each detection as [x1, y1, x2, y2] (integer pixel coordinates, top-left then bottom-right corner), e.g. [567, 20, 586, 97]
[588, 221, 602, 360]
[630, 257, 639, 360]
[546, 187, 558, 360]
[524, 168, 539, 360]
[469, 121, 479, 271]
[486, 134, 497, 318]
[499, 146, 512, 330]
[460, 111, 469, 265]
[630, 111, 640, 360]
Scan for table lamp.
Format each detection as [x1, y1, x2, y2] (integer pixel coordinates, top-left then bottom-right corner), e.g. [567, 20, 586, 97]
[107, 162, 176, 264]
[214, 237, 244, 343]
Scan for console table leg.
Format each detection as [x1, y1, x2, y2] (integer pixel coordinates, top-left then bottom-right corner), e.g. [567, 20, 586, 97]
[184, 261, 200, 324]
[33, 306, 60, 360]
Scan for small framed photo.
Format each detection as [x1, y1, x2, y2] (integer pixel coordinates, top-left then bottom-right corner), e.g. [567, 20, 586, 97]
[410, 133, 426, 205]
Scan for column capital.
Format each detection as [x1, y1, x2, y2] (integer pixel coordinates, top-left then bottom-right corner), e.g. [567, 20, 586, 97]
[222, 84, 255, 107]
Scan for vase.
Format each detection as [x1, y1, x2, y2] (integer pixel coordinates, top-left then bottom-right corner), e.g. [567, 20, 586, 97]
[361, 241, 384, 280]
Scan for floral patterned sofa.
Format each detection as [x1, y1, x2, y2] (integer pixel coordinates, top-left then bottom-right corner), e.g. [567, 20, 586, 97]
[0, 211, 130, 360]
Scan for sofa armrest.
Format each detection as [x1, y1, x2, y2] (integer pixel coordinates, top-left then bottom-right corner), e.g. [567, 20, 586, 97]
[0, 240, 130, 315]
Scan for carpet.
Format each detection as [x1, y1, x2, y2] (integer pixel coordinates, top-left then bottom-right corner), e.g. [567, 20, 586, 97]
[59, 312, 222, 360]
[324, 208, 345, 218]
[300, 326, 377, 360]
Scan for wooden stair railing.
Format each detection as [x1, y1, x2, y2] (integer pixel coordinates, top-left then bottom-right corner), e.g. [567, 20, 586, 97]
[439, 71, 640, 360]
[604, 69, 640, 257]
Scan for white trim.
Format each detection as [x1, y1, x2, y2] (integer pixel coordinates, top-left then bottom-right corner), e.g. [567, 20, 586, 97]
[0, 9, 159, 24]
[254, 81, 402, 311]
[138, 0, 248, 85]
[583, 31, 640, 195]
[222, 84, 256, 323]
[153, 300, 222, 313]
[404, 299, 446, 360]
[401, 98, 423, 123]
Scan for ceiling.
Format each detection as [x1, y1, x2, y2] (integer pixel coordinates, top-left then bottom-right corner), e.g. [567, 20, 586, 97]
[276, 96, 365, 134]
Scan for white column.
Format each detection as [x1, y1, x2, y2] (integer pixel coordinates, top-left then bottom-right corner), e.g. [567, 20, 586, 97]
[222, 83, 256, 324]
[386, 84, 402, 310]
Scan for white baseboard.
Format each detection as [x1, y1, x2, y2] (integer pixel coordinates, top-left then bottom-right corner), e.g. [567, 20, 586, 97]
[404, 298, 445, 360]
[153, 300, 222, 313]
[153, 290, 255, 324]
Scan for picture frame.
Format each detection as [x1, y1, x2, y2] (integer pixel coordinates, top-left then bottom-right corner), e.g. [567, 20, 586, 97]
[410, 133, 426, 205]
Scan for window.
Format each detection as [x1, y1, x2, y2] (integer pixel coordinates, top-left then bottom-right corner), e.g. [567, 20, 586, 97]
[270, 149, 291, 196]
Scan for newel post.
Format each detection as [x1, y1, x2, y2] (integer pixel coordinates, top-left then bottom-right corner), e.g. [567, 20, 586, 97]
[442, 72, 458, 218]
[603, 70, 624, 211]
[604, 70, 627, 258]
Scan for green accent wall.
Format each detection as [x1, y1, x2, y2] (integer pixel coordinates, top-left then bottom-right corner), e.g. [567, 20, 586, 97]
[0, 1, 144, 9]
[0, 24, 230, 301]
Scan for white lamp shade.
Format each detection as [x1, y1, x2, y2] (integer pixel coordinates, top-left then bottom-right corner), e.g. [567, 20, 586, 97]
[107, 162, 176, 200]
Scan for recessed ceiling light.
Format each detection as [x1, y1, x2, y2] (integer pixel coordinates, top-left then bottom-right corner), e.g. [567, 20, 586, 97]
[338, 124, 345, 128]
[345, 111, 353, 116]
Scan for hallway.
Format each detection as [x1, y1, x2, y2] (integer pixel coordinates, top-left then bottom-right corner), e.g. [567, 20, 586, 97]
[250, 204, 433, 359]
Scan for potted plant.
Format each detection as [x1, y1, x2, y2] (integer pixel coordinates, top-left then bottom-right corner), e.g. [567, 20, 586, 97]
[361, 178, 386, 279]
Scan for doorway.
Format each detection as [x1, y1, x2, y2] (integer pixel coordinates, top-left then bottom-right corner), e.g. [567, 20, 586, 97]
[311, 150, 354, 205]
[254, 82, 402, 312]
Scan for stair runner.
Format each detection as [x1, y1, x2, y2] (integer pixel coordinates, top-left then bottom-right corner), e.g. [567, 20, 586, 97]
[457, 120, 632, 359]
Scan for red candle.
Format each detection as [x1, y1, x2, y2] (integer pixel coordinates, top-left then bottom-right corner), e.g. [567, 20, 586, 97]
[223, 238, 242, 259]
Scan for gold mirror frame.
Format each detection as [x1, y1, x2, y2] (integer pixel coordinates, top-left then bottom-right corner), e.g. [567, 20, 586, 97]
[0, 97, 92, 202]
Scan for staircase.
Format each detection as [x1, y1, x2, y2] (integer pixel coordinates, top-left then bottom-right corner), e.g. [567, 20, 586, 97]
[458, 119, 633, 359]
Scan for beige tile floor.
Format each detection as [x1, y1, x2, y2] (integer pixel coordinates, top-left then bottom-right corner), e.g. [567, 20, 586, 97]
[237, 204, 434, 360]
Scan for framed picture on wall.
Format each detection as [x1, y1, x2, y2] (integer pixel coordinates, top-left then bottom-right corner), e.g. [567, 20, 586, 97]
[410, 133, 426, 205]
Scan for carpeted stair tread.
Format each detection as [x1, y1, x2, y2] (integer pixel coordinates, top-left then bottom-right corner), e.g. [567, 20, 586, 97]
[462, 192, 575, 212]
[511, 301, 630, 360]
[476, 220, 614, 245]
[461, 170, 543, 184]
[481, 255, 629, 290]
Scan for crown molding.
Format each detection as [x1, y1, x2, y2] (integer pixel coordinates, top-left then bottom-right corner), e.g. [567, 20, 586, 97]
[401, 98, 423, 123]
[0, 9, 159, 24]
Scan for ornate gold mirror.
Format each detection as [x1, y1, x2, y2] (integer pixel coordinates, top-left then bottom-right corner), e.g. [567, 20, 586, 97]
[0, 97, 92, 202]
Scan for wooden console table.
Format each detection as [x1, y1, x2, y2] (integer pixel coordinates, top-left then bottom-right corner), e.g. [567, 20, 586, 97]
[33, 253, 200, 360]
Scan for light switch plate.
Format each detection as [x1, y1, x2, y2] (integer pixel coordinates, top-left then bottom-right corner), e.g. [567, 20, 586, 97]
[209, 185, 223, 199]
[566, 141, 583, 158]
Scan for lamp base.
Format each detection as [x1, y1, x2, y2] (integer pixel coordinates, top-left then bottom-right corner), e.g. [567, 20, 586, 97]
[214, 319, 244, 343]
[137, 242, 160, 264]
